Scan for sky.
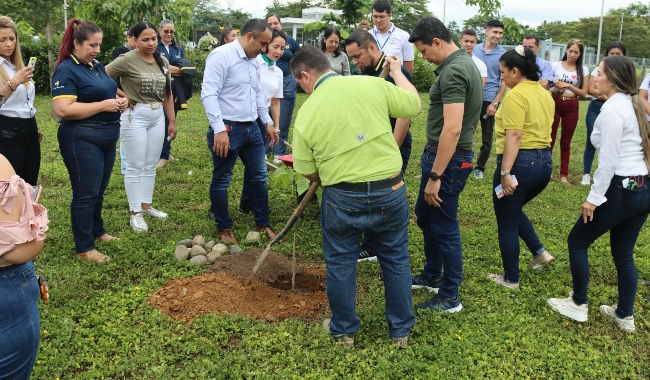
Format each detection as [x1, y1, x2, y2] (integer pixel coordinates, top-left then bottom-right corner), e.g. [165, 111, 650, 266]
[240, 0, 641, 28]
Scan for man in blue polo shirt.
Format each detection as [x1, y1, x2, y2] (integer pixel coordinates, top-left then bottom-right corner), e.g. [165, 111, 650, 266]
[472, 19, 506, 179]
[201, 19, 279, 245]
[522, 34, 553, 89]
[157, 19, 186, 168]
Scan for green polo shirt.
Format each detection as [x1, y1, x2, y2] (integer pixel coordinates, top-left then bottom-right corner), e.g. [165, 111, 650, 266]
[426, 48, 483, 150]
[293, 73, 420, 186]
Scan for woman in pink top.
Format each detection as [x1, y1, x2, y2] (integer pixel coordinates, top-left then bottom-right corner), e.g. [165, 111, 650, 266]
[0, 154, 48, 380]
[550, 39, 589, 185]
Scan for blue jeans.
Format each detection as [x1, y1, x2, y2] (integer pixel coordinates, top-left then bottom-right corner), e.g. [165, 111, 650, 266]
[58, 120, 119, 252]
[492, 149, 552, 283]
[322, 183, 414, 338]
[415, 150, 473, 298]
[207, 123, 270, 230]
[583, 99, 604, 175]
[568, 175, 650, 317]
[0, 261, 40, 380]
[240, 118, 275, 211]
[274, 75, 297, 156]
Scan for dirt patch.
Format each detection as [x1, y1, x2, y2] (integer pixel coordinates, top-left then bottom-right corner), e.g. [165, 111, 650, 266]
[147, 249, 329, 324]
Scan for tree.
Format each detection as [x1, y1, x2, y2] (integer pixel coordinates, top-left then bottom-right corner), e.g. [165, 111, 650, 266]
[447, 21, 462, 42]
[464, 0, 501, 18]
[339, 0, 366, 27]
[392, 0, 431, 33]
[463, 13, 533, 45]
[265, 0, 315, 19]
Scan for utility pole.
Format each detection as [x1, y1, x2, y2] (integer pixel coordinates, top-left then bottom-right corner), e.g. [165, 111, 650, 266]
[619, 12, 624, 40]
[596, 0, 604, 59]
[64, 0, 68, 25]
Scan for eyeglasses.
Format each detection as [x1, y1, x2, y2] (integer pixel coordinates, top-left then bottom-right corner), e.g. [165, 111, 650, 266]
[163, 30, 175, 35]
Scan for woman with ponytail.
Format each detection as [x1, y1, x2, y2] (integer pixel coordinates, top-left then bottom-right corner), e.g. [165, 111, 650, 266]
[52, 18, 128, 262]
[487, 45, 556, 290]
[0, 16, 40, 186]
[548, 55, 650, 333]
[106, 21, 176, 232]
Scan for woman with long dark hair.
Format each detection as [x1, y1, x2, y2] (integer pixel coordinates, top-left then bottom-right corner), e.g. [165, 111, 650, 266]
[106, 21, 176, 232]
[581, 41, 626, 186]
[548, 56, 650, 333]
[487, 46, 555, 290]
[52, 18, 127, 262]
[550, 39, 589, 185]
[219, 27, 237, 46]
[0, 16, 39, 186]
[320, 26, 350, 76]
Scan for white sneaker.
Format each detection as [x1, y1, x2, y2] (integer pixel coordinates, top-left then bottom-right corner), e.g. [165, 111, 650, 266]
[273, 155, 282, 164]
[530, 251, 555, 270]
[130, 213, 148, 232]
[600, 305, 635, 333]
[580, 174, 591, 186]
[143, 206, 168, 221]
[474, 169, 484, 179]
[548, 294, 588, 322]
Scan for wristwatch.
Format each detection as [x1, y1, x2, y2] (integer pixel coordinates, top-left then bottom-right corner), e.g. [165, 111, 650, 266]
[429, 171, 443, 181]
[492, 102, 499, 108]
[500, 170, 510, 176]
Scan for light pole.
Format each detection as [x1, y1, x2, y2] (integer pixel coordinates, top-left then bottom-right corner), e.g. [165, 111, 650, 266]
[619, 12, 624, 40]
[443, 0, 447, 24]
[596, 0, 604, 59]
[64, 0, 68, 25]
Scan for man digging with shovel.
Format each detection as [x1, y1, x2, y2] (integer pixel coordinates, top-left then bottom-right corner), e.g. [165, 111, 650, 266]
[290, 47, 421, 348]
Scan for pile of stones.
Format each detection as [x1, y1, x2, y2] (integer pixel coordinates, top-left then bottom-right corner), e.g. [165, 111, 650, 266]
[174, 233, 260, 265]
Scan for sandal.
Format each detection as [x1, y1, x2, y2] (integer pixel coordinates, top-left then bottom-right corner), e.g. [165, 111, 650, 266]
[79, 250, 110, 263]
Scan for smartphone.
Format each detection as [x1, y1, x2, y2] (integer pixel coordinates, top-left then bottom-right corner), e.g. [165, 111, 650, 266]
[28, 57, 37, 68]
[495, 175, 518, 199]
[31, 185, 42, 203]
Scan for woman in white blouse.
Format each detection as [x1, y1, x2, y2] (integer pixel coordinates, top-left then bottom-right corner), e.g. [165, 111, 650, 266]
[548, 55, 650, 333]
[0, 16, 40, 186]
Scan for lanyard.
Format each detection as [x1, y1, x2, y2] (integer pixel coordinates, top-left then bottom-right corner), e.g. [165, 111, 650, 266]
[373, 25, 395, 51]
[314, 72, 338, 91]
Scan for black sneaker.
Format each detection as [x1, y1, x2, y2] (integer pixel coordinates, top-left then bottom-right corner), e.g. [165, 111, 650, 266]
[357, 249, 377, 262]
[411, 274, 442, 292]
[416, 294, 462, 313]
[238, 205, 254, 215]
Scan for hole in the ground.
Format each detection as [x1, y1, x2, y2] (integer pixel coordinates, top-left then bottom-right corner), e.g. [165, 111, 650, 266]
[268, 274, 325, 292]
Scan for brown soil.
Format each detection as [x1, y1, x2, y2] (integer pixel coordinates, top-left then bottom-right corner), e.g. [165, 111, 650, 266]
[147, 249, 328, 324]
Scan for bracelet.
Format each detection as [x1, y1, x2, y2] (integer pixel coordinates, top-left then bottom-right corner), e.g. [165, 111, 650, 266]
[6, 80, 16, 91]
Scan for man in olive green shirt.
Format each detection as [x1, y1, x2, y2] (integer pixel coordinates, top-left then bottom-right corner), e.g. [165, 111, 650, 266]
[408, 17, 482, 313]
[291, 47, 420, 348]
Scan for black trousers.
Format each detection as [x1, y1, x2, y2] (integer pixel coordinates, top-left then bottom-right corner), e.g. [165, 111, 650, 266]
[0, 115, 40, 185]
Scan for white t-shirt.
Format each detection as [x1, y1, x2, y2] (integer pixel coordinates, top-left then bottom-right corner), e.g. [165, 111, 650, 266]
[638, 73, 650, 121]
[0, 58, 36, 118]
[588, 92, 649, 206]
[551, 61, 589, 95]
[371, 24, 414, 63]
[471, 54, 488, 78]
[256, 55, 283, 108]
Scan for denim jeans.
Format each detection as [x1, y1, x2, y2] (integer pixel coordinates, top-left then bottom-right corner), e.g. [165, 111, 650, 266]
[0, 115, 40, 185]
[584, 99, 604, 175]
[568, 175, 650, 317]
[321, 183, 415, 338]
[476, 101, 495, 172]
[58, 120, 119, 252]
[274, 75, 297, 157]
[0, 261, 40, 380]
[415, 150, 473, 298]
[121, 105, 165, 212]
[492, 149, 552, 283]
[550, 98, 580, 176]
[240, 118, 276, 211]
[207, 122, 270, 231]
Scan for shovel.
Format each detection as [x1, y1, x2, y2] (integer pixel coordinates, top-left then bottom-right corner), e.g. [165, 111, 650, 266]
[244, 180, 320, 286]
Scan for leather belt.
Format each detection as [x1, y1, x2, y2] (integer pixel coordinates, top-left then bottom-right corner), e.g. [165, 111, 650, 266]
[330, 173, 403, 192]
[553, 96, 578, 101]
[133, 101, 162, 109]
[425, 143, 472, 155]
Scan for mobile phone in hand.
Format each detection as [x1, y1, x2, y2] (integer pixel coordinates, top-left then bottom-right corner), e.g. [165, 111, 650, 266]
[32, 185, 42, 203]
[28, 57, 37, 68]
[495, 175, 518, 199]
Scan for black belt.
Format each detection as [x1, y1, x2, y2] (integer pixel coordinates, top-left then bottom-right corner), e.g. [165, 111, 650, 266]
[425, 143, 472, 155]
[330, 173, 403, 192]
[0, 263, 23, 272]
[223, 119, 255, 125]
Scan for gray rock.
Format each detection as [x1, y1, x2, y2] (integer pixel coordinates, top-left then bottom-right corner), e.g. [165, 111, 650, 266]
[174, 245, 190, 262]
[205, 240, 216, 251]
[176, 239, 192, 248]
[229, 245, 243, 254]
[189, 245, 207, 257]
[193, 235, 206, 248]
[206, 250, 222, 263]
[189, 255, 208, 265]
[212, 243, 228, 256]
[245, 231, 261, 242]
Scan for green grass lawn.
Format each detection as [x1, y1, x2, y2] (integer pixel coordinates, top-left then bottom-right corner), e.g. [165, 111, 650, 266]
[30, 94, 649, 379]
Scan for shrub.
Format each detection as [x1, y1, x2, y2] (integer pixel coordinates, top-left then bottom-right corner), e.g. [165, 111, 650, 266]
[411, 52, 436, 93]
[19, 39, 59, 95]
[185, 48, 211, 91]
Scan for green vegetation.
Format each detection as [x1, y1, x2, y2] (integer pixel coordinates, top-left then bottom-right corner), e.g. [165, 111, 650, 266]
[31, 95, 649, 378]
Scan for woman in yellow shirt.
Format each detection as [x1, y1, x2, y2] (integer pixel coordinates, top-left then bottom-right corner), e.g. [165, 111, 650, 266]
[487, 45, 556, 290]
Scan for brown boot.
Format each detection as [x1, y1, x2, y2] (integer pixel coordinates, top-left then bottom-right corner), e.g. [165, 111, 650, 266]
[218, 229, 238, 245]
[256, 225, 278, 241]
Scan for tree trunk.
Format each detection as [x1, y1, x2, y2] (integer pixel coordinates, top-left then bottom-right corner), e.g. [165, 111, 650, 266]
[46, 19, 54, 92]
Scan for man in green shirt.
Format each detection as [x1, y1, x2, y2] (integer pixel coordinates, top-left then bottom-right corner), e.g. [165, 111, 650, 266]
[408, 17, 482, 313]
[291, 47, 420, 348]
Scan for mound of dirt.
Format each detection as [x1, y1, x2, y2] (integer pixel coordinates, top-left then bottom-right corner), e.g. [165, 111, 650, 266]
[147, 249, 329, 324]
